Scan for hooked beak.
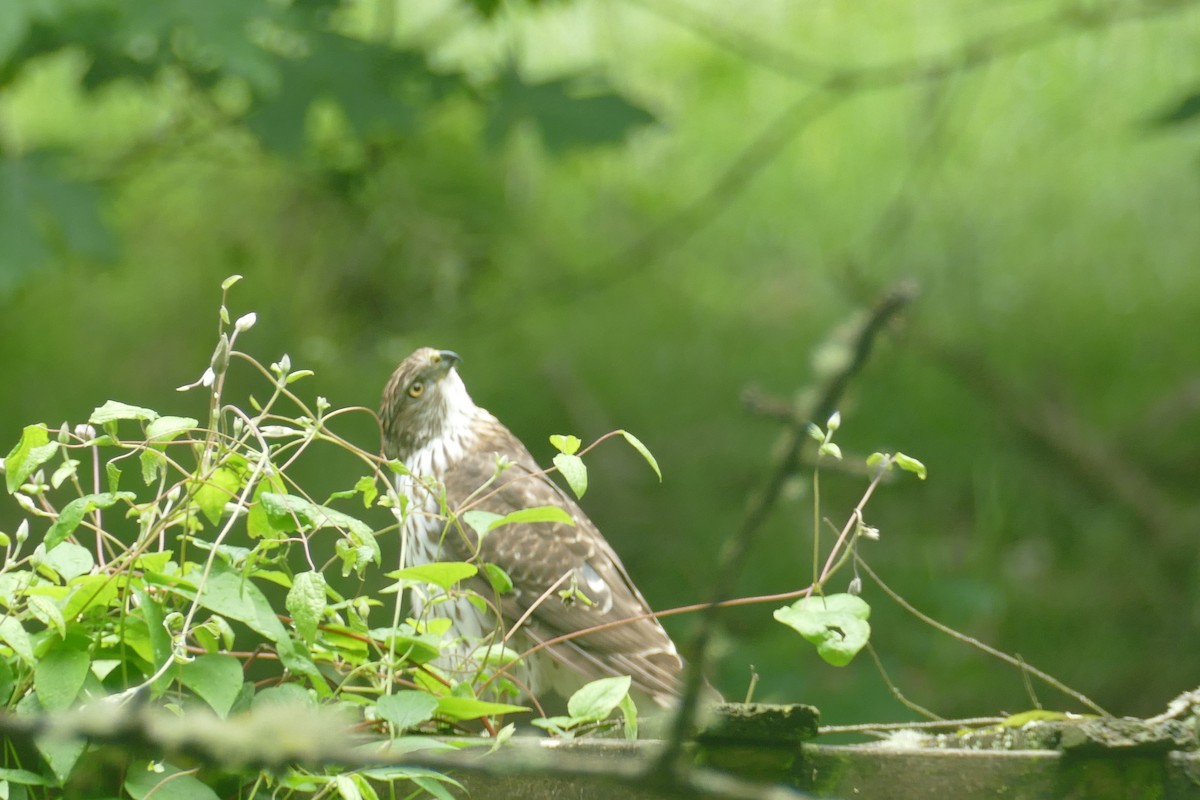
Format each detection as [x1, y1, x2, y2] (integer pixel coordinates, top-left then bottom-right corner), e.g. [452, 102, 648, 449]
[432, 350, 461, 375]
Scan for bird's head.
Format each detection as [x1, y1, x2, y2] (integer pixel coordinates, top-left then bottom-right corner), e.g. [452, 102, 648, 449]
[380, 348, 473, 461]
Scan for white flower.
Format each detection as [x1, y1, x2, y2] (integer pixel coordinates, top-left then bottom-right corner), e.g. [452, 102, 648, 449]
[234, 312, 257, 333]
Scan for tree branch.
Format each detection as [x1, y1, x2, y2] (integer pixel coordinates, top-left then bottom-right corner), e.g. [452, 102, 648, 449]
[0, 704, 812, 800]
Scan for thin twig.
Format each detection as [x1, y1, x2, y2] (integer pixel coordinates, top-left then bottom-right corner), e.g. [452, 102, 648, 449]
[863, 642, 942, 721]
[503, 571, 574, 644]
[856, 556, 1109, 716]
[1017, 653, 1043, 710]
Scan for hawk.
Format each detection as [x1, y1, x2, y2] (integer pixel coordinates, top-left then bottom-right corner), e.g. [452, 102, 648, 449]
[381, 347, 682, 708]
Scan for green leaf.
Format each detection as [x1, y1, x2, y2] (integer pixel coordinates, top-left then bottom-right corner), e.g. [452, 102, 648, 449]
[566, 675, 631, 722]
[63, 572, 120, 620]
[187, 569, 286, 642]
[35, 642, 90, 711]
[0, 766, 54, 786]
[461, 510, 503, 538]
[5, 424, 59, 494]
[893, 452, 927, 480]
[486, 69, 656, 154]
[549, 434, 581, 455]
[193, 465, 245, 525]
[27, 595, 66, 638]
[259, 492, 372, 538]
[818, 442, 843, 460]
[286, 570, 327, 646]
[251, 682, 315, 710]
[146, 416, 198, 442]
[221, 274, 243, 291]
[335, 530, 383, 578]
[133, 586, 171, 680]
[335, 773, 368, 800]
[376, 690, 439, 732]
[246, 33, 449, 155]
[369, 627, 443, 665]
[45, 491, 135, 550]
[172, 566, 325, 694]
[0, 616, 34, 666]
[178, 655, 244, 717]
[50, 459, 79, 489]
[247, 475, 287, 538]
[434, 696, 528, 722]
[530, 715, 572, 733]
[390, 562, 477, 591]
[41, 541, 94, 582]
[482, 563, 513, 595]
[89, 400, 160, 425]
[489, 505, 575, 530]
[35, 731, 85, 785]
[773, 593, 871, 667]
[125, 761, 221, 800]
[106, 461, 122, 493]
[140, 449, 166, 484]
[211, 333, 230, 375]
[408, 774, 460, 800]
[325, 475, 376, 505]
[553, 453, 588, 498]
[619, 693, 639, 740]
[355, 476, 378, 507]
[1148, 90, 1200, 128]
[619, 430, 662, 481]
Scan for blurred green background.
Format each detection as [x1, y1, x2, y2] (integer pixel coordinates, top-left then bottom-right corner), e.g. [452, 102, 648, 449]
[2, 0, 1198, 725]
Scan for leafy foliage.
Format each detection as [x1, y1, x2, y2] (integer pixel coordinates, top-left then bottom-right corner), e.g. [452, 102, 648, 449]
[0, 279, 647, 796]
[549, 430, 662, 500]
[0, 0, 657, 292]
[772, 414, 927, 668]
[485, 68, 656, 154]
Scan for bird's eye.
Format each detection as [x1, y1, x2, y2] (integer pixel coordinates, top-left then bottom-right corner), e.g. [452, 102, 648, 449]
[407, 381, 425, 399]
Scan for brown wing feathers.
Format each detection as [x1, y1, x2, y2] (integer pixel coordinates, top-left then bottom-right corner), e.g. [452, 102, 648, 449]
[442, 424, 682, 701]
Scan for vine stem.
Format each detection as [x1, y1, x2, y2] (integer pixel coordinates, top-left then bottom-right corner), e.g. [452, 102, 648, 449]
[856, 556, 1110, 716]
[110, 407, 274, 703]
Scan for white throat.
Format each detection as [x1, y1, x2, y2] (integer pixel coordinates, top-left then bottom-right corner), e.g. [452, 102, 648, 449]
[395, 368, 493, 565]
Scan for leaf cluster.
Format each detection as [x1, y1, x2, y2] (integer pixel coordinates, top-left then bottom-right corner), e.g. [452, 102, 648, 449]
[0, 0, 657, 292]
[771, 413, 926, 669]
[0, 278, 644, 798]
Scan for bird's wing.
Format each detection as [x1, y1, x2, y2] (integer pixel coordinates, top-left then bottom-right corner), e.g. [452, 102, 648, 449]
[439, 424, 681, 703]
